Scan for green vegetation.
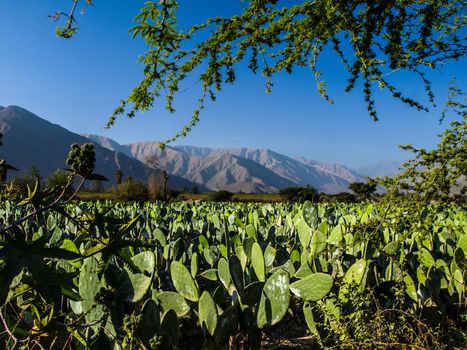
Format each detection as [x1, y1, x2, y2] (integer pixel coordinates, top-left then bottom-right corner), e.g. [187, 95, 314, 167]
[0, 2, 465, 349]
[207, 190, 234, 202]
[279, 186, 319, 203]
[53, 1, 466, 145]
[0, 114, 465, 349]
[0, 198, 465, 349]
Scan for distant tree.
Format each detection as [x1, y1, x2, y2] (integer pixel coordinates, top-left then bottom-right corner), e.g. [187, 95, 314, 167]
[115, 169, 123, 185]
[115, 177, 148, 202]
[208, 190, 233, 202]
[89, 179, 104, 193]
[47, 170, 74, 197]
[320, 192, 357, 203]
[279, 186, 319, 203]
[29, 165, 42, 182]
[349, 182, 377, 200]
[147, 173, 164, 201]
[191, 185, 200, 194]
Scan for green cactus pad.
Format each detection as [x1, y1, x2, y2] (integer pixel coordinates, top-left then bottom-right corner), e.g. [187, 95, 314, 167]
[157, 291, 191, 317]
[257, 269, 290, 328]
[289, 273, 333, 301]
[251, 242, 265, 282]
[199, 291, 218, 336]
[171, 260, 199, 302]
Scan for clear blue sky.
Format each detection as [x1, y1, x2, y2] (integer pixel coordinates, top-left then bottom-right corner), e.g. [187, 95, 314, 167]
[0, 1, 465, 168]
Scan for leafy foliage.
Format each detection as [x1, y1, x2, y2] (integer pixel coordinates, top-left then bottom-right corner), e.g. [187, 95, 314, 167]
[0, 194, 465, 349]
[348, 181, 377, 200]
[88, 0, 467, 145]
[280, 186, 319, 203]
[207, 190, 234, 202]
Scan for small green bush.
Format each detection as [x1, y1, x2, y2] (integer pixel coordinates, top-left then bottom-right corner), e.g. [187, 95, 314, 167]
[114, 178, 148, 202]
[279, 186, 319, 203]
[207, 190, 233, 202]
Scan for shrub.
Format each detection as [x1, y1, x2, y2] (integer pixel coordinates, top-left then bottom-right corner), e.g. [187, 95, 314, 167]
[47, 169, 75, 197]
[279, 186, 319, 203]
[114, 178, 148, 202]
[207, 190, 233, 202]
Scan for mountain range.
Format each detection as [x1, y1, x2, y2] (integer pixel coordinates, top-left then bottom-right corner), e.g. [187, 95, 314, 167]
[0, 106, 203, 191]
[0, 105, 400, 193]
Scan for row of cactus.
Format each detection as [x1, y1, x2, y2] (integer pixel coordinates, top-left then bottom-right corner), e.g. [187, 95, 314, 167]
[0, 194, 466, 349]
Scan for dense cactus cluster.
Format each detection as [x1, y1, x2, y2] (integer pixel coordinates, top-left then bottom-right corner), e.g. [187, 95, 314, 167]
[66, 143, 96, 178]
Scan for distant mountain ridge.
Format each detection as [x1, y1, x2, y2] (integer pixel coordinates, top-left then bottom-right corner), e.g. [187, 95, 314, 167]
[0, 105, 398, 194]
[86, 135, 369, 194]
[356, 161, 404, 178]
[0, 106, 204, 190]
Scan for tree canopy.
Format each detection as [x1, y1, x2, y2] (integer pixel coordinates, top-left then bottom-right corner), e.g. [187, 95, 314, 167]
[55, 1, 466, 146]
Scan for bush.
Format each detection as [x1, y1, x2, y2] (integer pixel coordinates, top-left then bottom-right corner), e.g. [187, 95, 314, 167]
[46, 170, 75, 197]
[114, 178, 148, 202]
[279, 186, 319, 203]
[320, 192, 357, 203]
[207, 190, 233, 202]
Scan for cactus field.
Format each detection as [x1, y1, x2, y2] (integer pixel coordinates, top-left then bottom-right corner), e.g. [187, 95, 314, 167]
[0, 199, 466, 349]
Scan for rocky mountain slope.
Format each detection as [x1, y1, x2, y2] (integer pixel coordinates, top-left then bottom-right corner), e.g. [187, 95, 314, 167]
[0, 106, 202, 190]
[87, 136, 367, 193]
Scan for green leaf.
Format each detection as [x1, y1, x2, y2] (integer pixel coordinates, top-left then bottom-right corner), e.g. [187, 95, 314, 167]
[229, 255, 245, 299]
[154, 228, 167, 246]
[297, 219, 311, 248]
[245, 224, 257, 241]
[403, 274, 418, 301]
[257, 269, 290, 328]
[383, 241, 400, 256]
[191, 252, 199, 278]
[302, 201, 318, 228]
[244, 281, 264, 306]
[343, 259, 367, 285]
[290, 273, 333, 301]
[457, 234, 467, 257]
[199, 291, 218, 336]
[310, 230, 327, 256]
[119, 251, 155, 302]
[218, 258, 231, 290]
[72, 256, 105, 327]
[200, 268, 218, 281]
[157, 291, 191, 317]
[0, 262, 22, 307]
[264, 244, 276, 268]
[303, 303, 318, 335]
[418, 248, 435, 268]
[251, 242, 265, 282]
[214, 305, 239, 346]
[171, 260, 199, 302]
[327, 224, 343, 245]
[140, 299, 160, 348]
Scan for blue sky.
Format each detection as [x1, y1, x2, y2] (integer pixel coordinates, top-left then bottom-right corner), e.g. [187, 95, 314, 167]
[0, 1, 465, 168]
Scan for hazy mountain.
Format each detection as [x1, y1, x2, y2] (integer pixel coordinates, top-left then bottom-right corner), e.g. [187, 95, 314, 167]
[84, 134, 133, 158]
[174, 146, 366, 193]
[87, 135, 367, 193]
[0, 106, 203, 190]
[126, 142, 298, 193]
[356, 161, 404, 178]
